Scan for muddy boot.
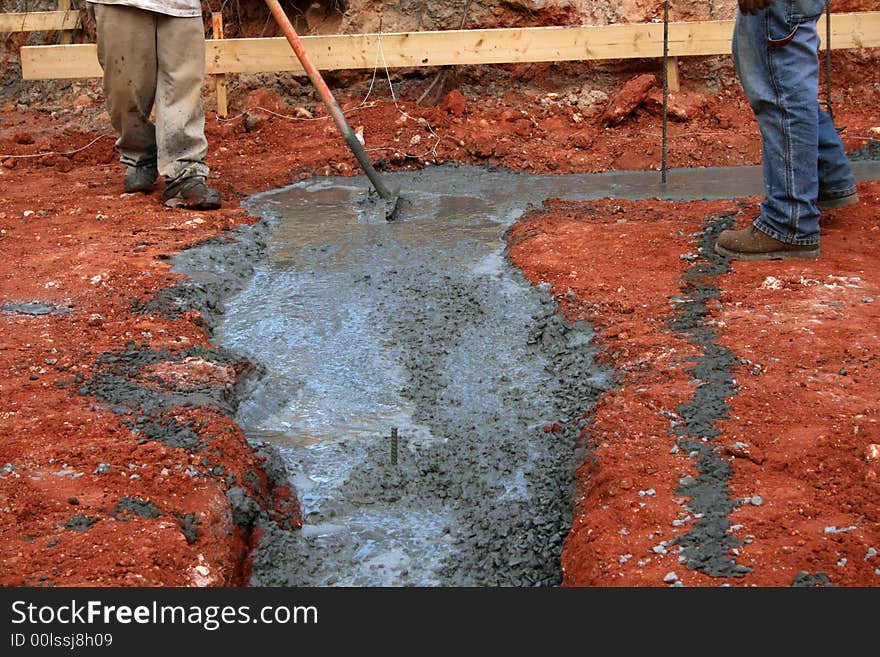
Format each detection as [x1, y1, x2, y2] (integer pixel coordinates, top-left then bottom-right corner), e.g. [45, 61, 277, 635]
[714, 226, 819, 261]
[162, 175, 221, 210]
[123, 163, 158, 194]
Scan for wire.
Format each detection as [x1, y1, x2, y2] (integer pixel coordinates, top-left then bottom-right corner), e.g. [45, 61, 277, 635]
[0, 133, 113, 160]
[218, 21, 443, 161]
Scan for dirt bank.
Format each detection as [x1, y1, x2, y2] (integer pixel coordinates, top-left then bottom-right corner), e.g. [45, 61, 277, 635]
[1, 32, 879, 585]
[508, 190, 880, 586]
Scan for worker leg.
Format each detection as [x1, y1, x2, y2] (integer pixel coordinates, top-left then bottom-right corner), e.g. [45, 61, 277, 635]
[816, 103, 856, 199]
[93, 3, 158, 170]
[733, 1, 827, 245]
[154, 14, 209, 183]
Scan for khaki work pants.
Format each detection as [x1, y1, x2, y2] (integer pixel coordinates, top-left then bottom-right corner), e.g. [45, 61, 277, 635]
[93, 3, 209, 182]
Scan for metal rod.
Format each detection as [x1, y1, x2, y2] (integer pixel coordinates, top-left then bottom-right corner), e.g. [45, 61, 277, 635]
[825, 1, 833, 121]
[390, 427, 398, 466]
[263, 0, 397, 203]
[661, 0, 669, 184]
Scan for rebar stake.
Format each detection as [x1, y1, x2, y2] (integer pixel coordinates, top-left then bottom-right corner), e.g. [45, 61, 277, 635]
[825, 1, 833, 121]
[661, 0, 669, 184]
[390, 427, 398, 467]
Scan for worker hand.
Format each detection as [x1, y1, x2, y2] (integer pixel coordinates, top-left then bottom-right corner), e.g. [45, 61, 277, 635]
[738, 0, 774, 14]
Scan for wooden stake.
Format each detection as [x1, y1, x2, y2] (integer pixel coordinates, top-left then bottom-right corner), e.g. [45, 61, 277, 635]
[212, 12, 228, 117]
[665, 56, 680, 92]
[58, 0, 72, 45]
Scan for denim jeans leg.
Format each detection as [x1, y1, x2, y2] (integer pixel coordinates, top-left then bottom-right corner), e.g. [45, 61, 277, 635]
[733, 2, 826, 246]
[817, 103, 856, 198]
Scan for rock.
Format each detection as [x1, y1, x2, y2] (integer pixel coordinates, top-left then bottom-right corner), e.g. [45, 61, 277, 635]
[54, 156, 74, 173]
[571, 129, 597, 149]
[464, 134, 494, 158]
[643, 89, 706, 121]
[73, 94, 92, 110]
[13, 131, 34, 145]
[574, 88, 609, 111]
[513, 118, 532, 137]
[244, 87, 285, 114]
[439, 89, 467, 116]
[601, 74, 656, 126]
[724, 442, 766, 465]
[245, 112, 266, 133]
[211, 116, 246, 139]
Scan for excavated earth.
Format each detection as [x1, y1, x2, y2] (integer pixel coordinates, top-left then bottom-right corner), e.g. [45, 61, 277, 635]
[1, 4, 880, 586]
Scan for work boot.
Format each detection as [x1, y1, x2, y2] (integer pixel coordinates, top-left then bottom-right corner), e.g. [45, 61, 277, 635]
[817, 188, 859, 210]
[162, 176, 221, 210]
[714, 226, 819, 261]
[123, 164, 158, 194]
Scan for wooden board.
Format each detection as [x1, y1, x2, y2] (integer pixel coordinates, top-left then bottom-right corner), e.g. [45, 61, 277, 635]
[20, 12, 880, 80]
[0, 10, 80, 33]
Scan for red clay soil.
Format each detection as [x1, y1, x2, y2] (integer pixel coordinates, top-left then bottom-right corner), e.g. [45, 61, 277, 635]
[1, 48, 878, 587]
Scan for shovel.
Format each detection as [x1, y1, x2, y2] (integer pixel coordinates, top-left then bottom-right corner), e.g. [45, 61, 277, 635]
[263, 0, 400, 220]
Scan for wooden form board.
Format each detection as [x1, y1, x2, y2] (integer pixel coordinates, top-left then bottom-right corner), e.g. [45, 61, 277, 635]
[212, 12, 228, 117]
[20, 12, 880, 80]
[0, 10, 80, 33]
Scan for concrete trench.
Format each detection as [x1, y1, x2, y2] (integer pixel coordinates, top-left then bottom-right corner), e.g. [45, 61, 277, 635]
[211, 168, 615, 586]
[155, 161, 880, 587]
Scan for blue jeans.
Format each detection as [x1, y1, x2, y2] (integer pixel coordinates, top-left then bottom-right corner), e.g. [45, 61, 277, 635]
[733, 0, 855, 245]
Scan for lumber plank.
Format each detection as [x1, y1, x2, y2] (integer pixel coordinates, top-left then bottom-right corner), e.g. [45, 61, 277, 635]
[20, 12, 880, 80]
[0, 10, 80, 33]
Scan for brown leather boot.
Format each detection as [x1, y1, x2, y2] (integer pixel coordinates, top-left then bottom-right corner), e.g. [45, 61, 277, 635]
[714, 226, 819, 261]
[817, 189, 858, 210]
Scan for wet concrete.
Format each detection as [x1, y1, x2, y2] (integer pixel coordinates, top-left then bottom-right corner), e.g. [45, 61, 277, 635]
[665, 212, 752, 578]
[214, 167, 616, 586]
[76, 340, 300, 542]
[1, 301, 70, 315]
[161, 161, 880, 587]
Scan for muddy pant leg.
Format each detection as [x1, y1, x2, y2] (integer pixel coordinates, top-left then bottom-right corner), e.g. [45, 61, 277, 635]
[155, 15, 209, 182]
[93, 3, 158, 169]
